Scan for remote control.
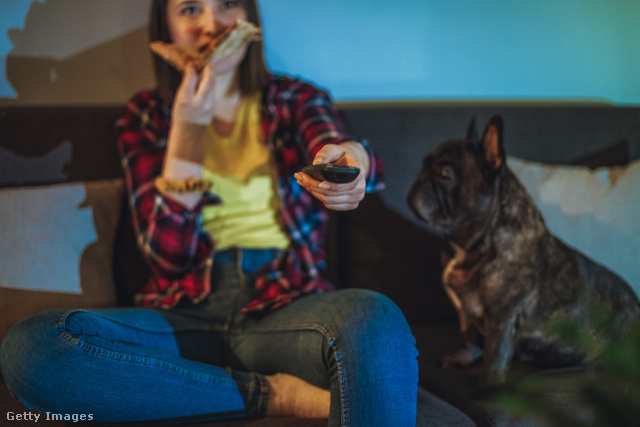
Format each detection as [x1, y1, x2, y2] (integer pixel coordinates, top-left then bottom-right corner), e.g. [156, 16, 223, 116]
[301, 165, 360, 184]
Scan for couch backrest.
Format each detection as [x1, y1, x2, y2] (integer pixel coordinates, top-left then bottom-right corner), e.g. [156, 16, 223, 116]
[2, 103, 639, 323]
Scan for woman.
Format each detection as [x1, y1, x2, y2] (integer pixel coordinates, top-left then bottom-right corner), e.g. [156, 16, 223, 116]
[0, 1, 418, 425]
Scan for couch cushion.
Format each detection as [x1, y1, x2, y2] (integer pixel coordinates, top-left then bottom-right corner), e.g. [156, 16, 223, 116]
[508, 156, 640, 296]
[0, 179, 123, 345]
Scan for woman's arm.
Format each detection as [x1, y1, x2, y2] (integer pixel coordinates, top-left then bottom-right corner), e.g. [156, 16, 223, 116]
[283, 80, 384, 210]
[159, 64, 219, 209]
[117, 90, 217, 280]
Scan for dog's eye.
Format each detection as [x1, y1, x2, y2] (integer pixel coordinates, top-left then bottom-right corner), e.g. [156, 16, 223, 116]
[440, 166, 454, 180]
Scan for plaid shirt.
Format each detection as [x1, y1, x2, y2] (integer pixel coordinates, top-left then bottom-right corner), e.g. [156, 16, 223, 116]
[117, 74, 384, 314]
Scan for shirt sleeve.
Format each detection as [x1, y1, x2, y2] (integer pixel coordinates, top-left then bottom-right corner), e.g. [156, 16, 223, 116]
[116, 91, 218, 280]
[286, 79, 385, 192]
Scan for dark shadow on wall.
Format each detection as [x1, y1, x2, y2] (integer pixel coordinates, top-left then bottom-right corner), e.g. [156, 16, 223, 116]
[6, 27, 154, 105]
[5, 0, 154, 105]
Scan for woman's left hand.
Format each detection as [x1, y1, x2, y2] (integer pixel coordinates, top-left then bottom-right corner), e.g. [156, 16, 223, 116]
[295, 143, 369, 211]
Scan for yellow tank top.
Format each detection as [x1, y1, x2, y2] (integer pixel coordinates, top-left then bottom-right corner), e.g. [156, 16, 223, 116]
[201, 92, 290, 250]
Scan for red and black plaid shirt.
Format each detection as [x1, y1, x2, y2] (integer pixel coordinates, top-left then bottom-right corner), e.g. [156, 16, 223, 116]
[117, 74, 384, 314]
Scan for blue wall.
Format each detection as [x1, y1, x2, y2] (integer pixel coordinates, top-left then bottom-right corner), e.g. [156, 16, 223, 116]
[259, 0, 640, 105]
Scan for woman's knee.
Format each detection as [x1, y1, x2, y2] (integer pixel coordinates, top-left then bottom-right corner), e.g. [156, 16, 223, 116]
[329, 289, 416, 356]
[0, 309, 73, 401]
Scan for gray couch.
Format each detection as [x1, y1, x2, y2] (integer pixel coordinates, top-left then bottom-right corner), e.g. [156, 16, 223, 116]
[1, 102, 638, 426]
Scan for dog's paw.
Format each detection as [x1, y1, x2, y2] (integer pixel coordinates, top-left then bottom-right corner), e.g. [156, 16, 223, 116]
[441, 341, 483, 370]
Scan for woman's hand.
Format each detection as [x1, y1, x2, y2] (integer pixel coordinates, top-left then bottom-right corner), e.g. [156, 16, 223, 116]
[174, 63, 218, 125]
[295, 142, 370, 211]
[166, 63, 217, 162]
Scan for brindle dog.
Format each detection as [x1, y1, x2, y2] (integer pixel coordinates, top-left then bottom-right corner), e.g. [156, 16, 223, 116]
[407, 115, 640, 384]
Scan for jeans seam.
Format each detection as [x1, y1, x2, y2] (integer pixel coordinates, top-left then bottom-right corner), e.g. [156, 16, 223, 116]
[330, 337, 348, 427]
[54, 310, 237, 386]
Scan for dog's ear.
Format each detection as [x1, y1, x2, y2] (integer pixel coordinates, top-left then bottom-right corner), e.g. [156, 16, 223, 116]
[466, 116, 479, 142]
[478, 115, 505, 173]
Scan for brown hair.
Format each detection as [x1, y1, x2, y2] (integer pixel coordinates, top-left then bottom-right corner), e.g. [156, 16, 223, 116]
[149, 0, 269, 102]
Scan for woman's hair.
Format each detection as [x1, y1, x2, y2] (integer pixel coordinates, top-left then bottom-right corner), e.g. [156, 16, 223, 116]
[149, 0, 269, 101]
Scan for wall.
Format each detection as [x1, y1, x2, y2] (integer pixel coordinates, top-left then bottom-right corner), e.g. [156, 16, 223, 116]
[0, 0, 153, 105]
[1, 0, 639, 105]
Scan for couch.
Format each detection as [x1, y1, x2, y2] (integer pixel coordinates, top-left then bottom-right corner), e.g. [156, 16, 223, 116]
[1, 101, 638, 426]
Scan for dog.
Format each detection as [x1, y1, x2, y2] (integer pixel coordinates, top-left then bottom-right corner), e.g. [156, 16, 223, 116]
[407, 115, 640, 384]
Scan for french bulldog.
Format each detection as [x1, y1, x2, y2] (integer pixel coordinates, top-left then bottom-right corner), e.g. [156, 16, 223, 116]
[407, 115, 640, 384]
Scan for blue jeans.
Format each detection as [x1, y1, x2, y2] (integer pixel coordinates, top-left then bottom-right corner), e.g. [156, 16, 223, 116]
[0, 249, 418, 426]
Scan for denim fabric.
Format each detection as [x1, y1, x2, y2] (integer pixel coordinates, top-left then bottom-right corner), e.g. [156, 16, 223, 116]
[0, 249, 418, 426]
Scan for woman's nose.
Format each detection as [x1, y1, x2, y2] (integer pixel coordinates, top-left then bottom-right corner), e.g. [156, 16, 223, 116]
[202, 10, 220, 36]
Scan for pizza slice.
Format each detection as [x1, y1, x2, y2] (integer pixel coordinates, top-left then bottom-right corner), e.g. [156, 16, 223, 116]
[149, 19, 261, 73]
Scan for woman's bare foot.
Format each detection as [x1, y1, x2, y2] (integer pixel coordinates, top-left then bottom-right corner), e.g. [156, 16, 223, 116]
[265, 373, 330, 418]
